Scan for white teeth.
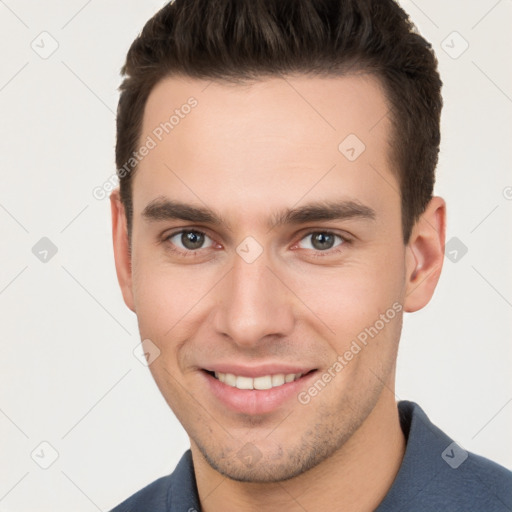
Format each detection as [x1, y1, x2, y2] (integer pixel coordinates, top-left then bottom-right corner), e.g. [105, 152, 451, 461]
[254, 375, 272, 390]
[213, 371, 303, 390]
[236, 376, 254, 390]
[271, 374, 285, 386]
[225, 373, 236, 386]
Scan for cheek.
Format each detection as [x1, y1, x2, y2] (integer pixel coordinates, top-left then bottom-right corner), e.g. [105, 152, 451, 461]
[131, 253, 218, 348]
[295, 257, 404, 333]
[286, 251, 406, 375]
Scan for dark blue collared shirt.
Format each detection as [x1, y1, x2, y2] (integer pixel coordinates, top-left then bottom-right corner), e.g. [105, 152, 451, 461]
[110, 401, 512, 511]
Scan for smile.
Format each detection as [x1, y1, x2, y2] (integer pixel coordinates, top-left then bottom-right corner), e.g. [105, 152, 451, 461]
[212, 371, 304, 390]
[202, 366, 318, 414]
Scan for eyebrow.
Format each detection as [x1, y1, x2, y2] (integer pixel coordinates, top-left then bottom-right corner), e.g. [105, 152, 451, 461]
[142, 196, 376, 230]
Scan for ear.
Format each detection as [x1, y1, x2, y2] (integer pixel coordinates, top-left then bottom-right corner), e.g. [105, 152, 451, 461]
[403, 196, 446, 313]
[110, 189, 135, 312]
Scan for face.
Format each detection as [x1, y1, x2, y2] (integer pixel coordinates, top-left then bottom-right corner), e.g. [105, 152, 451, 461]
[112, 73, 439, 483]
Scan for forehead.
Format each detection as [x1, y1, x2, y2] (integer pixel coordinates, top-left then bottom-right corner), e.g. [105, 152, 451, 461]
[133, 73, 397, 225]
[141, 72, 391, 152]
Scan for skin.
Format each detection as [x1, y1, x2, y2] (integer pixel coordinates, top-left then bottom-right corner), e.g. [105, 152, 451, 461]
[111, 73, 446, 511]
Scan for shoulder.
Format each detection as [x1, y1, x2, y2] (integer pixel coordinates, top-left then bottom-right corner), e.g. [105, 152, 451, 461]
[377, 401, 512, 512]
[453, 450, 512, 510]
[415, 448, 512, 511]
[109, 474, 173, 512]
[108, 450, 199, 512]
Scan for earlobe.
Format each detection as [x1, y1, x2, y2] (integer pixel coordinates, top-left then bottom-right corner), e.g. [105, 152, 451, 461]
[403, 197, 446, 313]
[110, 189, 136, 312]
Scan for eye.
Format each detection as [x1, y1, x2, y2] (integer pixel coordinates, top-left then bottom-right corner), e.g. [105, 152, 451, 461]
[165, 229, 215, 253]
[297, 231, 345, 252]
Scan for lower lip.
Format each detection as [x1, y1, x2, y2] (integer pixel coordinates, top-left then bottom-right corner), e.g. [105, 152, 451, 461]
[202, 371, 317, 415]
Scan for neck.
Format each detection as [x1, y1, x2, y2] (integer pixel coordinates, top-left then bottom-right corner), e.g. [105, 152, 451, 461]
[191, 392, 406, 512]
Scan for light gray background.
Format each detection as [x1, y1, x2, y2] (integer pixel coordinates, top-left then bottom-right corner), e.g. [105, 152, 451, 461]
[1, 1, 511, 510]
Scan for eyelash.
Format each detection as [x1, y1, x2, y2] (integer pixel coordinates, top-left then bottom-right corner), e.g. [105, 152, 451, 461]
[162, 229, 351, 259]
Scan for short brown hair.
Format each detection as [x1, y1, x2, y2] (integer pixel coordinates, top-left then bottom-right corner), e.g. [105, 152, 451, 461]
[116, 0, 442, 242]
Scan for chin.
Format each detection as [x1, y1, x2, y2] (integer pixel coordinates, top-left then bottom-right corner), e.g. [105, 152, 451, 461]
[193, 422, 351, 484]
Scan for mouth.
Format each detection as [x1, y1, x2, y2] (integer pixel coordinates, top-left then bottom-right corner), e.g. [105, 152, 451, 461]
[201, 367, 318, 415]
[204, 370, 311, 390]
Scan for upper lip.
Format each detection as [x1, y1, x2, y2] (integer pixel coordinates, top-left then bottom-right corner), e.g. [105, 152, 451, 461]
[202, 364, 316, 378]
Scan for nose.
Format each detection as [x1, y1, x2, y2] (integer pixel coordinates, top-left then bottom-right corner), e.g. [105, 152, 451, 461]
[213, 248, 295, 348]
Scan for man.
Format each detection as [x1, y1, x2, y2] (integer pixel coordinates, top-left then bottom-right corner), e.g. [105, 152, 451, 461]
[109, 0, 512, 510]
